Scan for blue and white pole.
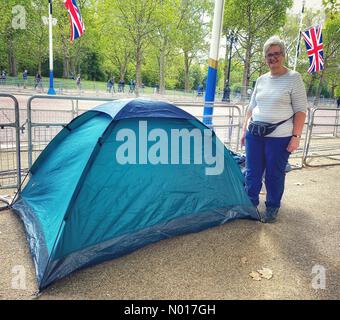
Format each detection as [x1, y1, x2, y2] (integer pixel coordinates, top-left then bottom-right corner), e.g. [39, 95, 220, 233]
[48, 0, 56, 95]
[203, 0, 225, 126]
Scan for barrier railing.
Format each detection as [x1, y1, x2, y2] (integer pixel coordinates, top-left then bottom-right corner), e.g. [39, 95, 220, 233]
[27, 98, 243, 169]
[0, 93, 21, 190]
[5, 94, 340, 194]
[302, 107, 340, 167]
[27, 95, 117, 169]
[193, 104, 243, 152]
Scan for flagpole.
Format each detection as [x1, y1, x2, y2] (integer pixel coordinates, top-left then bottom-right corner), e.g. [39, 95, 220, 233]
[293, 0, 305, 71]
[48, 0, 56, 95]
[203, 0, 225, 126]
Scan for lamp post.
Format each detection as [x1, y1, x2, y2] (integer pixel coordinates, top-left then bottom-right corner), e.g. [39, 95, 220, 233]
[222, 31, 237, 102]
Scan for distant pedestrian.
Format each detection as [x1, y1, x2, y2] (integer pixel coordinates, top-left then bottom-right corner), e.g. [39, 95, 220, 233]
[118, 79, 125, 93]
[111, 76, 115, 93]
[129, 79, 136, 93]
[34, 72, 42, 90]
[1, 70, 6, 84]
[222, 83, 230, 102]
[337, 97, 340, 108]
[197, 84, 203, 96]
[76, 74, 81, 91]
[22, 69, 28, 88]
[107, 79, 112, 92]
[107, 78, 115, 93]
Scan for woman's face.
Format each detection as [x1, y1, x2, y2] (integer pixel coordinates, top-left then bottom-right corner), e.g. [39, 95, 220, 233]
[265, 45, 285, 69]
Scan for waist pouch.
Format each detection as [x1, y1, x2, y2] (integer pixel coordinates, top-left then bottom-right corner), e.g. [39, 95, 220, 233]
[248, 117, 292, 137]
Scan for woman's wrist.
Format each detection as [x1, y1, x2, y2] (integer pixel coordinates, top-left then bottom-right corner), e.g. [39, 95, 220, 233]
[292, 134, 301, 138]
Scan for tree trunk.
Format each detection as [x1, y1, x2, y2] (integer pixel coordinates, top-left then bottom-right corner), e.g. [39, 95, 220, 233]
[37, 43, 43, 75]
[241, 44, 251, 101]
[135, 45, 142, 97]
[223, 35, 229, 85]
[63, 53, 70, 78]
[159, 47, 166, 94]
[120, 64, 126, 83]
[307, 73, 317, 97]
[116, 52, 129, 83]
[184, 51, 190, 92]
[330, 80, 336, 98]
[74, 41, 82, 76]
[314, 70, 325, 106]
[8, 38, 17, 76]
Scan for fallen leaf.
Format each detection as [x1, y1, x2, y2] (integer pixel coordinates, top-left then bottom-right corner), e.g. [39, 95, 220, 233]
[249, 271, 262, 281]
[257, 268, 273, 280]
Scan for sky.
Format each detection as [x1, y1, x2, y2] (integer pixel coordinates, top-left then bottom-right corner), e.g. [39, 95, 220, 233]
[290, 0, 324, 13]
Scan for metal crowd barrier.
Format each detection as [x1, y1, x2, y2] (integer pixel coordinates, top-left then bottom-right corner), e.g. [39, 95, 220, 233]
[302, 107, 340, 167]
[0, 93, 21, 190]
[27, 95, 116, 169]
[9, 94, 340, 194]
[26, 98, 243, 169]
[193, 104, 243, 152]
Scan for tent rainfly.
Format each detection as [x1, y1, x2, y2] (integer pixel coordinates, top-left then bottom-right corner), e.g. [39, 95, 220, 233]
[12, 98, 258, 290]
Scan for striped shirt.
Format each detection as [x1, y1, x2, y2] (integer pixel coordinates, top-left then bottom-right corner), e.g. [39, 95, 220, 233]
[248, 69, 308, 137]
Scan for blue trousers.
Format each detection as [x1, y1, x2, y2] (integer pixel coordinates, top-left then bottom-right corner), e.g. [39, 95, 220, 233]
[245, 132, 291, 208]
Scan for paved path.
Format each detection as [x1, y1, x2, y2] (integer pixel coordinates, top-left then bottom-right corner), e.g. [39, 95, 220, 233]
[0, 166, 339, 300]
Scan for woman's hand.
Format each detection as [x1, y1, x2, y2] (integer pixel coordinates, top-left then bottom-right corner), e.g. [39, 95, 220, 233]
[241, 130, 246, 147]
[241, 110, 252, 147]
[286, 136, 300, 153]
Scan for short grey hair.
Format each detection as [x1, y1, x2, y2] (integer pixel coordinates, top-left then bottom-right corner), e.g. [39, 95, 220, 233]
[263, 36, 286, 57]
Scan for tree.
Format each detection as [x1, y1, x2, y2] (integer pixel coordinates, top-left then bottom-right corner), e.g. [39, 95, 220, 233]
[96, 0, 134, 82]
[25, 0, 49, 74]
[152, 0, 182, 94]
[0, 0, 30, 76]
[312, 0, 340, 104]
[223, 0, 293, 99]
[110, 0, 162, 96]
[177, 0, 211, 92]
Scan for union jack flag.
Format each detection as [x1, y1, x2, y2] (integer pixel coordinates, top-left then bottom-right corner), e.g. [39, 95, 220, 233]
[64, 0, 85, 42]
[301, 25, 324, 73]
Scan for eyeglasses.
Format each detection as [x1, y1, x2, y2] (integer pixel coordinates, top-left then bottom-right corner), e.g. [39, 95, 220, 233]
[266, 51, 283, 59]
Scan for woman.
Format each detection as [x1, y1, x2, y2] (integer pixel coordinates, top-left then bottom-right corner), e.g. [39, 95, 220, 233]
[241, 36, 307, 223]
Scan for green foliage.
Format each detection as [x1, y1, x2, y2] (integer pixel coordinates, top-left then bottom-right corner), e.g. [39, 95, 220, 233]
[335, 86, 340, 97]
[0, 0, 338, 96]
[222, 0, 293, 96]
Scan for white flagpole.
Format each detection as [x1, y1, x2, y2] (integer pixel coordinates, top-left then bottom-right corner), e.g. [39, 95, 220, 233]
[293, 0, 305, 71]
[203, 0, 225, 125]
[48, 0, 56, 95]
